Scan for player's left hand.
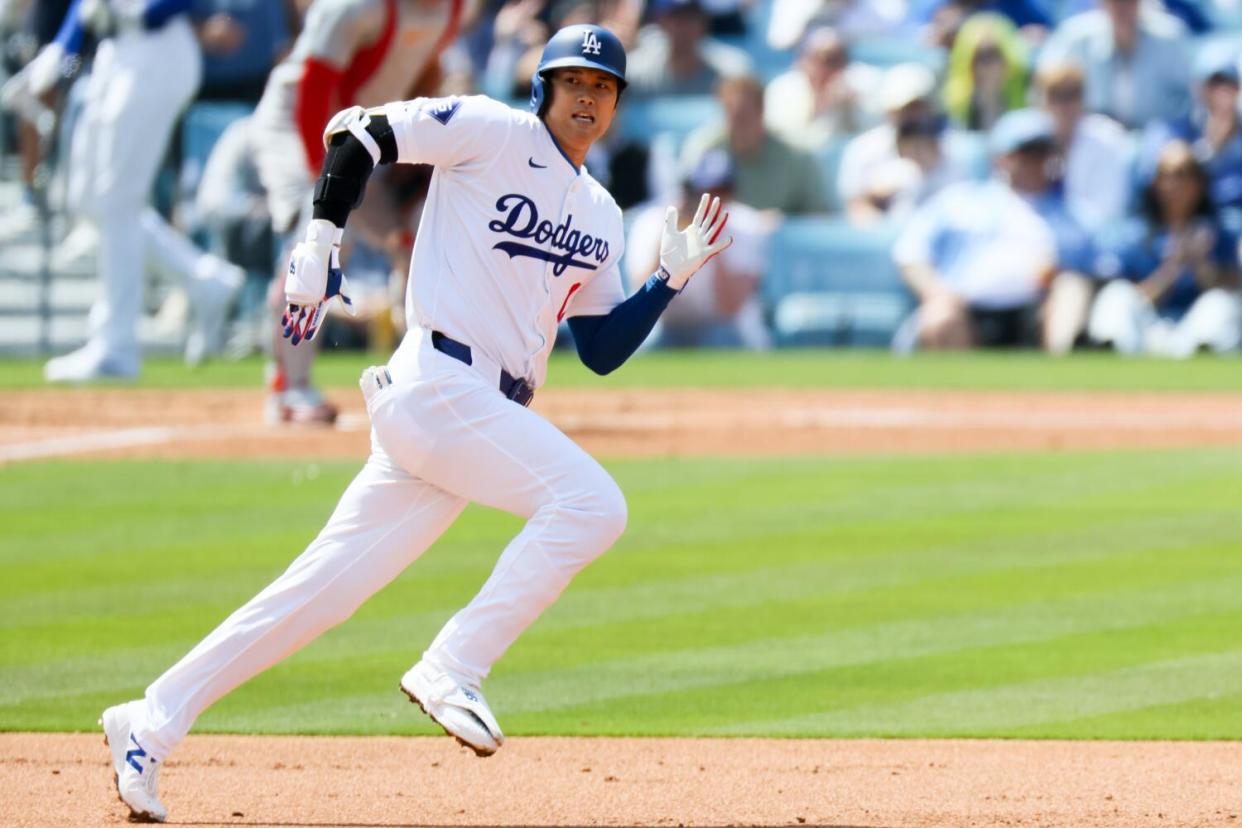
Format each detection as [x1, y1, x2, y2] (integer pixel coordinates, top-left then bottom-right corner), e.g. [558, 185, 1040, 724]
[658, 192, 732, 291]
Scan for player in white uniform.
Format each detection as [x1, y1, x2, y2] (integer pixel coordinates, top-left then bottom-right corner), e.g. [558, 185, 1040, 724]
[97, 24, 730, 822]
[2, 0, 244, 380]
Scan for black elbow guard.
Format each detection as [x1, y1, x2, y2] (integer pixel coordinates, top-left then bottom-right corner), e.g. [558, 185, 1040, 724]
[312, 113, 399, 218]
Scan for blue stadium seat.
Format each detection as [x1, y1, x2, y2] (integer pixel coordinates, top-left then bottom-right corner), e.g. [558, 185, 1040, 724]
[616, 95, 723, 150]
[180, 101, 255, 196]
[850, 36, 947, 72]
[762, 217, 913, 348]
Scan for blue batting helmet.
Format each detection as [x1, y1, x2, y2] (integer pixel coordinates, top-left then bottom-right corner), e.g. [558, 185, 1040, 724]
[529, 24, 627, 115]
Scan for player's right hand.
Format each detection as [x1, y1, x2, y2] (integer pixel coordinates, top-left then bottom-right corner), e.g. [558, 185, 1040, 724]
[282, 219, 355, 345]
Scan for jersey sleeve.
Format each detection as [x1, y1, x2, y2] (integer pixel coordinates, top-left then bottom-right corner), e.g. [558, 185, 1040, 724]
[566, 262, 627, 318]
[381, 95, 514, 169]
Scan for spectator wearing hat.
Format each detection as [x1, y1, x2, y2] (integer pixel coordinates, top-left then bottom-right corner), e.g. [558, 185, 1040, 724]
[625, 148, 774, 349]
[626, 0, 751, 98]
[838, 62, 977, 225]
[763, 25, 885, 150]
[682, 74, 830, 213]
[1038, 0, 1190, 129]
[1035, 60, 1131, 231]
[892, 108, 1094, 350]
[1140, 43, 1242, 233]
[1088, 140, 1242, 356]
[767, 0, 911, 50]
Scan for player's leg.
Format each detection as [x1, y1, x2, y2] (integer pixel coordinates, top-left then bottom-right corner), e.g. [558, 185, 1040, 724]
[376, 337, 626, 750]
[139, 208, 244, 364]
[129, 448, 467, 762]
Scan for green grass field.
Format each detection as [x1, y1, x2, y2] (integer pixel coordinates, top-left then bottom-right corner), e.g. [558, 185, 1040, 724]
[3, 348, 1242, 391]
[4, 445, 1241, 740]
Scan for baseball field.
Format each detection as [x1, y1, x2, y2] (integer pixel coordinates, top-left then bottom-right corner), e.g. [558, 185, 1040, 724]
[2, 350, 1241, 827]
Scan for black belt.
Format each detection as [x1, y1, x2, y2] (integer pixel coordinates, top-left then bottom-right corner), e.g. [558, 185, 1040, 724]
[431, 331, 535, 407]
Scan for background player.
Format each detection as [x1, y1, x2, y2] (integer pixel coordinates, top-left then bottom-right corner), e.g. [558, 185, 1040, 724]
[254, 0, 465, 423]
[1, 0, 245, 380]
[97, 23, 729, 822]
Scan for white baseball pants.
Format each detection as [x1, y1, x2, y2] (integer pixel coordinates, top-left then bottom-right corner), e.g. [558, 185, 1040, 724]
[66, 19, 201, 369]
[1087, 279, 1242, 357]
[137, 329, 626, 759]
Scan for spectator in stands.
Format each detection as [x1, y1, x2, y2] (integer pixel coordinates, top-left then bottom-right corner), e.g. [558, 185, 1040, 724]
[194, 0, 293, 103]
[914, 0, 1052, 48]
[1140, 43, 1242, 234]
[625, 0, 751, 97]
[1059, 0, 1213, 34]
[195, 115, 273, 279]
[768, 0, 910, 49]
[763, 25, 883, 150]
[838, 63, 976, 225]
[1088, 140, 1242, 356]
[943, 13, 1028, 131]
[1038, 0, 1190, 128]
[892, 109, 1094, 350]
[682, 74, 829, 213]
[625, 148, 773, 348]
[1035, 60, 1131, 231]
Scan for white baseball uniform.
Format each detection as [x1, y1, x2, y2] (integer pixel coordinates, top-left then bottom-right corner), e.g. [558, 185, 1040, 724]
[134, 95, 631, 759]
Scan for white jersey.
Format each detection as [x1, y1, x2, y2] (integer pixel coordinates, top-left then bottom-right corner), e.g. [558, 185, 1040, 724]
[382, 94, 627, 388]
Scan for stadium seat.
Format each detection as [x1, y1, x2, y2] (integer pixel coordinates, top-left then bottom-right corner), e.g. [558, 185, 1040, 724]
[180, 101, 255, 196]
[762, 217, 912, 348]
[616, 95, 723, 150]
[850, 36, 947, 72]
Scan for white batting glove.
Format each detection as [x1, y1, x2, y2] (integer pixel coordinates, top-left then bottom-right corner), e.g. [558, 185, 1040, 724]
[658, 193, 733, 291]
[282, 219, 355, 345]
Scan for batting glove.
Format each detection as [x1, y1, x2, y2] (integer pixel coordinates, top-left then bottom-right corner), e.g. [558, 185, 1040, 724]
[282, 219, 355, 346]
[658, 193, 732, 291]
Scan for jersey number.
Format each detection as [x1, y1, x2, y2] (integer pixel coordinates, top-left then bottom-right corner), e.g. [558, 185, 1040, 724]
[557, 282, 583, 322]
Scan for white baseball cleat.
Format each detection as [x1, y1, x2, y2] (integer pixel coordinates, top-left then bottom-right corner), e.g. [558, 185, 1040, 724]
[44, 344, 139, 383]
[399, 660, 505, 757]
[100, 702, 167, 823]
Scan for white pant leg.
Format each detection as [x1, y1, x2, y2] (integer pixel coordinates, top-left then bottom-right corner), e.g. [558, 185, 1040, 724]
[1087, 279, 1155, 354]
[1169, 288, 1242, 356]
[379, 333, 628, 685]
[74, 22, 201, 365]
[137, 450, 467, 759]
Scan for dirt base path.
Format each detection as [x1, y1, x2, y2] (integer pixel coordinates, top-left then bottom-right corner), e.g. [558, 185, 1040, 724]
[6, 388, 1242, 462]
[4, 733, 1237, 828]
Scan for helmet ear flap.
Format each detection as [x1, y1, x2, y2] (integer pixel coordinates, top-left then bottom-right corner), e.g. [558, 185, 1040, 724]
[529, 71, 548, 116]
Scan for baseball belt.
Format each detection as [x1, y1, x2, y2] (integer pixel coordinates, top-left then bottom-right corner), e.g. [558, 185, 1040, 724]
[431, 331, 535, 407]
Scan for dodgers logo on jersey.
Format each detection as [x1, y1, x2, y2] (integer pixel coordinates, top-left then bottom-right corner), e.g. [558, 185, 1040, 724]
[425, 99, 462, 126]
[581, 31, 602, 56]
[489, 194, 610, 276]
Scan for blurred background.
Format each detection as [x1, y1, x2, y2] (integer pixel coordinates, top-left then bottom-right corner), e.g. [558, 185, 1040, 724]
[4, 0, 1242, 385]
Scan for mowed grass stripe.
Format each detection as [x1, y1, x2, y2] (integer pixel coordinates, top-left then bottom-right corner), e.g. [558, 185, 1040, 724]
[194, 574, 1242, 734]
[4, 503, 1236, 705]
[718, 649, 1242, 737]
[3, 450, 1240, 736]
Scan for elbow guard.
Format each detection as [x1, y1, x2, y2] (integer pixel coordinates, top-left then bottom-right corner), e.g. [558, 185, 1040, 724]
[312, 106, 398, 224]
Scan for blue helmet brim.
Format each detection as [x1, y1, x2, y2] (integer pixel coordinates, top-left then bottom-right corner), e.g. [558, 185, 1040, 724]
[538, 58, 628, 89]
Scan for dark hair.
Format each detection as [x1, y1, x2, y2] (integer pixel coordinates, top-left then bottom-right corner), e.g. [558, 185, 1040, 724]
[1140, 150, 1216, 227]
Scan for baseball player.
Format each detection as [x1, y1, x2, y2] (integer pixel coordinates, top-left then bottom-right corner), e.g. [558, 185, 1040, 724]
[2, 0, 245, 380]
[254, 0, 464, 423]
[99, 23, 729, 823]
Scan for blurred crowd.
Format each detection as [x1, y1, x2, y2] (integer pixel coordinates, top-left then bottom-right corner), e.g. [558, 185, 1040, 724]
[3, 0, 1242, 387]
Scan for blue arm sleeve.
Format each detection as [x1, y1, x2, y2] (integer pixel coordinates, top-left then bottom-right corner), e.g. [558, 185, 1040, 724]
[567, 274, 678, 375]
[52, 0, 85, 55]
[143, 0, 193, 30]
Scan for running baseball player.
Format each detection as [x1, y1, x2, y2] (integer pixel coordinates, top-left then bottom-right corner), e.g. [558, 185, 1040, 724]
[2, 0, 245, 380]
[99, 24, 729, 822]
[254, 0, 464, 423]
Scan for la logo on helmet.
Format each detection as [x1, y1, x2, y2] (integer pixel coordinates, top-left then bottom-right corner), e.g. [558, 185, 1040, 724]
[581, 31, 602, 55]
